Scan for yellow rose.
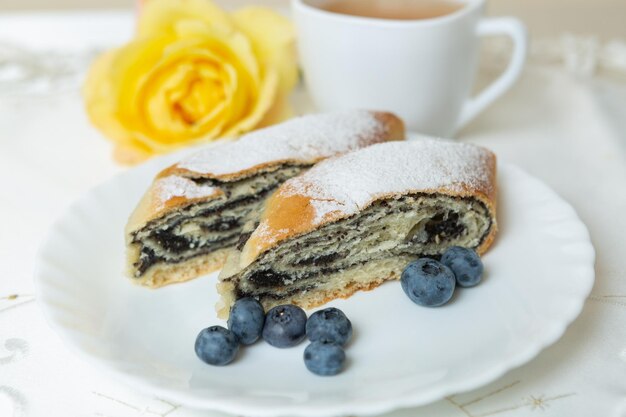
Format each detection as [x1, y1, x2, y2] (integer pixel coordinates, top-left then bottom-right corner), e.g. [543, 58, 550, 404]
[83, 0, 297, 164]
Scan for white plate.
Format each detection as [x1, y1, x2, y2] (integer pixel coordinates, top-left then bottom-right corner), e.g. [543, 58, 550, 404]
[34, 154, 594, 417]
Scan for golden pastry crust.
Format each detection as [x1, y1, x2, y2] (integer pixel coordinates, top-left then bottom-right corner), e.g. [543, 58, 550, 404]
[217, 258, 404, 318]
[160, 111, 404, 182]
[130, 248, 230, 288]
[126, 111, 404, 233]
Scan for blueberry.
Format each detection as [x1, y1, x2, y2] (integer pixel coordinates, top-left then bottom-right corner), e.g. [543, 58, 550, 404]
[227, 297, 265, 345]
[262, 304, 307, 348]
[401, 258, 456, 307]
[304, 341, 346, 376]
[194, 326, 239, 366]
[441, 246, 484, 288]
[306, 307, 353, 346]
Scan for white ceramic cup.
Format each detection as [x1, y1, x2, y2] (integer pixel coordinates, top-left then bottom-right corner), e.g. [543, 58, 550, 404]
[292, 0, 527, 136]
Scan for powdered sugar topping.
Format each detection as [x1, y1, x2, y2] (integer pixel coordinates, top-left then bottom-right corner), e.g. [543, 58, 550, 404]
[309, 199, 348, 223]
[279, 138, 495, 225]
[154, 176, 219, 209]
[176, 110, 388, 176]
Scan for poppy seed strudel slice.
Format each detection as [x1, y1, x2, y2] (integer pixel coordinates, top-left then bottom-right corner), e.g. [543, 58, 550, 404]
[125, 110, 405, 287]
[217, 139, 497, 317]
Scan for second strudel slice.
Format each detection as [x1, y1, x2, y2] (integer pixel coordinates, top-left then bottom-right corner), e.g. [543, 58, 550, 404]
[218, 139, 497, 316]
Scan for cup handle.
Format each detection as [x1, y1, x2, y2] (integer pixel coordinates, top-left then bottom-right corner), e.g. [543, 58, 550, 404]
[455, 17, 528, 133]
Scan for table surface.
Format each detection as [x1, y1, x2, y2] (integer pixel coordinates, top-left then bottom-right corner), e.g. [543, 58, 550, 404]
[1, 0, 625, 39]
[1, 9, 626, 417]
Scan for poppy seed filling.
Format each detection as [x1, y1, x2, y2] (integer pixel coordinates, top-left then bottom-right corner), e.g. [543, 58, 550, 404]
[225, 194, 492, 303]
[130, 165, 306, 277]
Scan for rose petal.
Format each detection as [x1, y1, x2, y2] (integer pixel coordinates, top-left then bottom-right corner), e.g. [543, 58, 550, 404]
[83, 50, 136, 146]
[222, 68, 279, 137]
[231, 6, 298, 94]
[138, 0, 233, 39]
[258, 91, 294, 128]
[172, 19, 260, 82]
[113, 143, 153, 165]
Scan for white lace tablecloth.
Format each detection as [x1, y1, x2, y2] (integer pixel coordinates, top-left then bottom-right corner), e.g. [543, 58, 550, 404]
[1, 11, 625, 417]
